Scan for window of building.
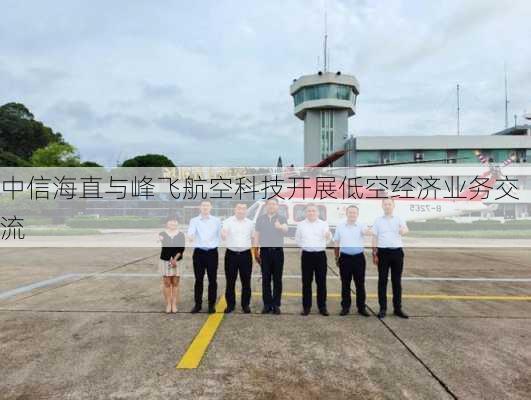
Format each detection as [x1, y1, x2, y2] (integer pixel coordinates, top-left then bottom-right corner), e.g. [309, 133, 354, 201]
[476, 150, 493, 163]
[293, 84, 353, 106]
[447, 150, 457, 164]
[336, 85, 351, 100]
[515, 150, 526, 163]
[320, 110, 334, 160]
[414, 151, 424, 161]
[381, 151, 390, 164]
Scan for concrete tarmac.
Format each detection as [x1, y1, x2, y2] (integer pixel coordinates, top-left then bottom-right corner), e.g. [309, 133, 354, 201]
[1, 247, 530, 399]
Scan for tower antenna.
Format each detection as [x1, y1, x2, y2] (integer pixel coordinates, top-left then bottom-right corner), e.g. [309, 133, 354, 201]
[504, 62, 509, 128]
[323, 11, 328, 72]
[456, 84, 461, 135]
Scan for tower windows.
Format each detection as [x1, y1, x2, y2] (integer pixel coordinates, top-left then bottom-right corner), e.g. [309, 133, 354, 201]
[320, 110, 334, 160]
[293, 84, 354, 107]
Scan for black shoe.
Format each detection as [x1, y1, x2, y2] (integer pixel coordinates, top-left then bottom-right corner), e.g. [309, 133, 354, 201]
[377, 310, 386, 319]
[394, 309, 409, 319]
[224, 306, 234, 314]
[319, 309, 330, 316]
[272, 306, 281, 315]
[261, 306, 271, 314]
[190, 305, 201, 314]
[242, 306, 251, 314]
[358, 308, 370, 317]
[208, 305, 216, 314]
[339, 308, 349, 316]
[300, 308, 310, 316]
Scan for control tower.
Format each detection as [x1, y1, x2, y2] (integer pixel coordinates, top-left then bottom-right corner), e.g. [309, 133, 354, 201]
[290, 71, 360, 166]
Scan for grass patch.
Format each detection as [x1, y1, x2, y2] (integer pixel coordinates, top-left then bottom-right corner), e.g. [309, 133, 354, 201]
[408, 219, 531, 231]
[23, 228, 102, 236]
[409, 230, 531, 239]
[66, 216, 162, 229]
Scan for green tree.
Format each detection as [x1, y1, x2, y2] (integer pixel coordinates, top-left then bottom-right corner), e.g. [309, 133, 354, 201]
[121, 154, 175, 167]
[0, 151, 32, 166]
[30, 143, 81, 167]
[0, 102, 64, 160]
[80, 161, 102, 167]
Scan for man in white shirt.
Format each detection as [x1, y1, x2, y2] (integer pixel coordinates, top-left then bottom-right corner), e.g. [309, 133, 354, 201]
[187, 200, 222, 314]
[371, 198, 409, 319]
[295, 203, 332, 316]
[221, 203, 255, 314]
[333, 205, 371, 317]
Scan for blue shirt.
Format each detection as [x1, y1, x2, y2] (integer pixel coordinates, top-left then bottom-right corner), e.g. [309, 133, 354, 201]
[187, 214, 221, 249]
[372, 215, 407, 248]
[333, 220, 366, 255]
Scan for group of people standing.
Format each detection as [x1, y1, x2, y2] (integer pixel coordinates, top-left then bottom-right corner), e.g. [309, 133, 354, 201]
[158, 197, 409, 319]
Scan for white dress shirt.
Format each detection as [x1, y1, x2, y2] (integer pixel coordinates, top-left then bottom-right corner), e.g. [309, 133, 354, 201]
[295, 218, 330, 252]
[372, 215, 407, 248]
[222, 216, 255, 251]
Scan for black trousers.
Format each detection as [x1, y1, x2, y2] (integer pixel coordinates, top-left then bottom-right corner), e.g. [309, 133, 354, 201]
[301, 250, 327, 310]
[338, 252, 366, 311]
[260, 247, 284, 308]
[377, 248, 404, 311]
[192, 248, 218, 308]
[224, 249, 253, 308]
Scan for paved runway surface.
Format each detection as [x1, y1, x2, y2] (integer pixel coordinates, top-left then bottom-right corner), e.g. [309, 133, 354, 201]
[1, 247, 530, 399]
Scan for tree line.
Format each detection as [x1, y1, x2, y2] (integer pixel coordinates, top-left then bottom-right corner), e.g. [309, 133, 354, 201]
[0, 102, 175, 167]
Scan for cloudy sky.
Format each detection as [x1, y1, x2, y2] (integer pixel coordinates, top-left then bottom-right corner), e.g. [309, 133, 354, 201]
[2, 0, 530, 166]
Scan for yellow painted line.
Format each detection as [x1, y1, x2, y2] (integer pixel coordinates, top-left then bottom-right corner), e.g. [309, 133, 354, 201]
[399, 294, 531, 301]
[176, 297, 227, 369]
[251, 292, 531, 301]
[177, 292, 529, 369]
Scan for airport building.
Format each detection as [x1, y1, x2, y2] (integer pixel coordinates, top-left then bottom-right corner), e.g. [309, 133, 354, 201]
[343, 126, 531, 167]
[290, 71, 531, 167]
[290, 70, 531, 219]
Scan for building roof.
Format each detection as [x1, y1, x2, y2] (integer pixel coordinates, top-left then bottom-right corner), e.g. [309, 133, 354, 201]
[492, 124, 531, 136]
[352, 134, 531, 150]
[290, 72, 360, 95]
